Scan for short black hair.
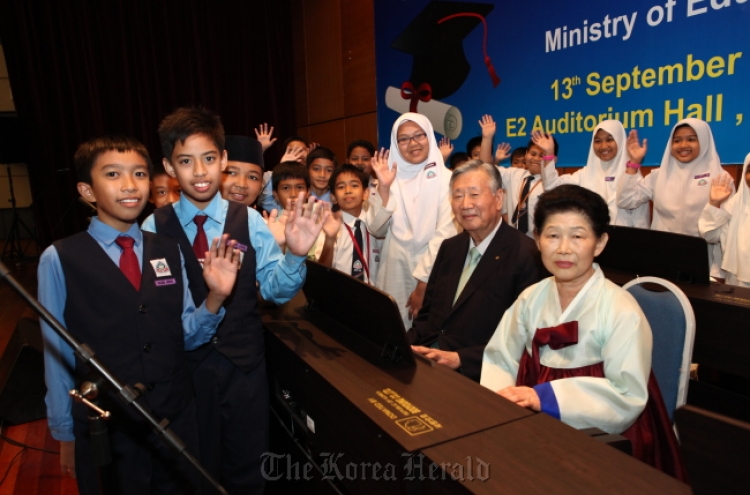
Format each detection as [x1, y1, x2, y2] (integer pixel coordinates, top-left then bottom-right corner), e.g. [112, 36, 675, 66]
[511, 147, 527, 162]
[158, 107, 225, 161]
[533, 184, 610, 237]
[273, 161, 310, 191]
[526, 136, 559, 156]
[448, 152, 469, 170]
[329, 164, 369, 191]
[306, 147, 338, 168]
[282, 135, 308, 150]
[74, 135, 153, 185]
[151, 162, 170, 179]
[347, 139, 375, 157]
[466, 136, 482, 155]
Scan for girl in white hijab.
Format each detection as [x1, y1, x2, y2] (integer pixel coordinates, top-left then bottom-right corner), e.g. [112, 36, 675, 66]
[538, 120, 650, 227]
[617, 118, 734, 277]
[699, 153, 750, 287]
[367, 112, 457, 328]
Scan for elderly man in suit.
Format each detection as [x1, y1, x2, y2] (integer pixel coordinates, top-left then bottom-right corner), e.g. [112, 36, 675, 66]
[409, 160, 546, 381]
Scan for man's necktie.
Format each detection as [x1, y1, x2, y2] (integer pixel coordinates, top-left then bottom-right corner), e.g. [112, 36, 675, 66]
[352, 220, 365, 280]
[115, 236, 141, 290]
[513, 176, 534, 233]
[193, 215, 209, 260]
[454, 247, 481, 304]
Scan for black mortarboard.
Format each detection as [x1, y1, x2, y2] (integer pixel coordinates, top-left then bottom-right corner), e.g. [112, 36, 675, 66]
[391, 1, 498, 101]
[225, 135, 264, 170]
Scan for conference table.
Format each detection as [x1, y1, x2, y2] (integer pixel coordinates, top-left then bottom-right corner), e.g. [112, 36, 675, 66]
[263, 291, 690, 494]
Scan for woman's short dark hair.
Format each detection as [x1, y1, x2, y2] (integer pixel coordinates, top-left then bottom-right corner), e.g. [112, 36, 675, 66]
[533, 185, 610, 237]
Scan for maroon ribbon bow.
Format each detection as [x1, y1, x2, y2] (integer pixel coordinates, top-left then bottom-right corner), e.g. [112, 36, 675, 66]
[527, 321, 579, 384]
[400, 81, 432, 113]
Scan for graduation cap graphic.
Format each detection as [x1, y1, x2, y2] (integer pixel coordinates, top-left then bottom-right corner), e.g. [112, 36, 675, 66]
[384, 1, 498, 138]
[391, 1, 499, 103]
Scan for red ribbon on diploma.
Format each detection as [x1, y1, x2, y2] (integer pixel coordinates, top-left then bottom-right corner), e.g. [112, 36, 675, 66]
[400, 82, 432, 112]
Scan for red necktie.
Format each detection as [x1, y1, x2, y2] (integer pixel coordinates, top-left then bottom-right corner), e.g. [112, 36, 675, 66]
[115, 236, 141, 290]
[193, 215, 209, 260]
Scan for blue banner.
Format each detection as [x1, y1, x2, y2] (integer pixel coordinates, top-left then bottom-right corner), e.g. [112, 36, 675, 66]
[375, 0, 750, 165]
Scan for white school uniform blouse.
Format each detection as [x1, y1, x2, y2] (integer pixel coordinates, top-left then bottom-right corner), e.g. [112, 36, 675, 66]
[368, 112, 457, 328]
[500, 168, 543, 238]
[330, 211, 382, 285]
[616, 118, 732, 277]
[541, 120, 650, 228]
[699, 152, 750, 287]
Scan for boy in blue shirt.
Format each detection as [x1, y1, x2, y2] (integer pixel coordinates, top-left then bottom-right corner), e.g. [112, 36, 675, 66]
[142, 107, 328, 494]
[306, 147, 337, 203]
[39, 135, 240, 494]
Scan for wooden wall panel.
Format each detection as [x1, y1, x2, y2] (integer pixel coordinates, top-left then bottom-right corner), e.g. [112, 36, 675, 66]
[304, 119, 347, 160]
[341, 0, 377, 117]
[304, 0, 345, 124]
[294, 0, 377, 154]
[296, 126, 312, 146]
[344, 112, 379, 149]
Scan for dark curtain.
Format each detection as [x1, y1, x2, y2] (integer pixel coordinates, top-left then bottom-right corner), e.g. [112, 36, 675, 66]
[0, 0, 296, 246]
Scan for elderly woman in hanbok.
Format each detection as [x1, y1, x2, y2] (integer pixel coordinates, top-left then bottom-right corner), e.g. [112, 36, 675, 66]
[481, 185, 685, 480]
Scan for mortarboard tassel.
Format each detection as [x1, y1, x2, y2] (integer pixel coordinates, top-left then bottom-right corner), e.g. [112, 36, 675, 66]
[438, 12, 501, 88]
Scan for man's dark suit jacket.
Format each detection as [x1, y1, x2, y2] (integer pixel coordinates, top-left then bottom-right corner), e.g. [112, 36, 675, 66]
[408, 221, 546, 381]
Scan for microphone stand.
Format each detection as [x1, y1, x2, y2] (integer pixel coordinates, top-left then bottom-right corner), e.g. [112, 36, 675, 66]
[0, 260, 228, 495]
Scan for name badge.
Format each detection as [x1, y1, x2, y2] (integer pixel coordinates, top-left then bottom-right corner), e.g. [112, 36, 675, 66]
[605, 176, 615, 182]
[230, 240, 248, 253]
[150, 258, 172, 277]
[155, 278, 176, 286]
[694, 172, 710, 180]
[227, 239, 246, 265]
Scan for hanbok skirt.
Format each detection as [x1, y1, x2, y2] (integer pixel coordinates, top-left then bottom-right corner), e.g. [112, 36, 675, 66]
[517, 354, 688, 482]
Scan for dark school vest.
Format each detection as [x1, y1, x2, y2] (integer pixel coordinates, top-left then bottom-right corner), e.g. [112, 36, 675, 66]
[55, 231, 192, 424]
[153, 202, 262, 373]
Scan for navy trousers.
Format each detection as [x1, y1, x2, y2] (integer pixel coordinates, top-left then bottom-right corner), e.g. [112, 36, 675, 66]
[193, 348, 269, 495]
[74, 399, 200, 495]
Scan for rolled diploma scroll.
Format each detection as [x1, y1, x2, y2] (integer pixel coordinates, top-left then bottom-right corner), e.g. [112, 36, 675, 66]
[385, 86, 463, 139]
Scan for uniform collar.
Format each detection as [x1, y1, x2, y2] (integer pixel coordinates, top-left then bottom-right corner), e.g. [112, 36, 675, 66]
[88, 217, 143, 247]
[175, 193, 225, 227]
